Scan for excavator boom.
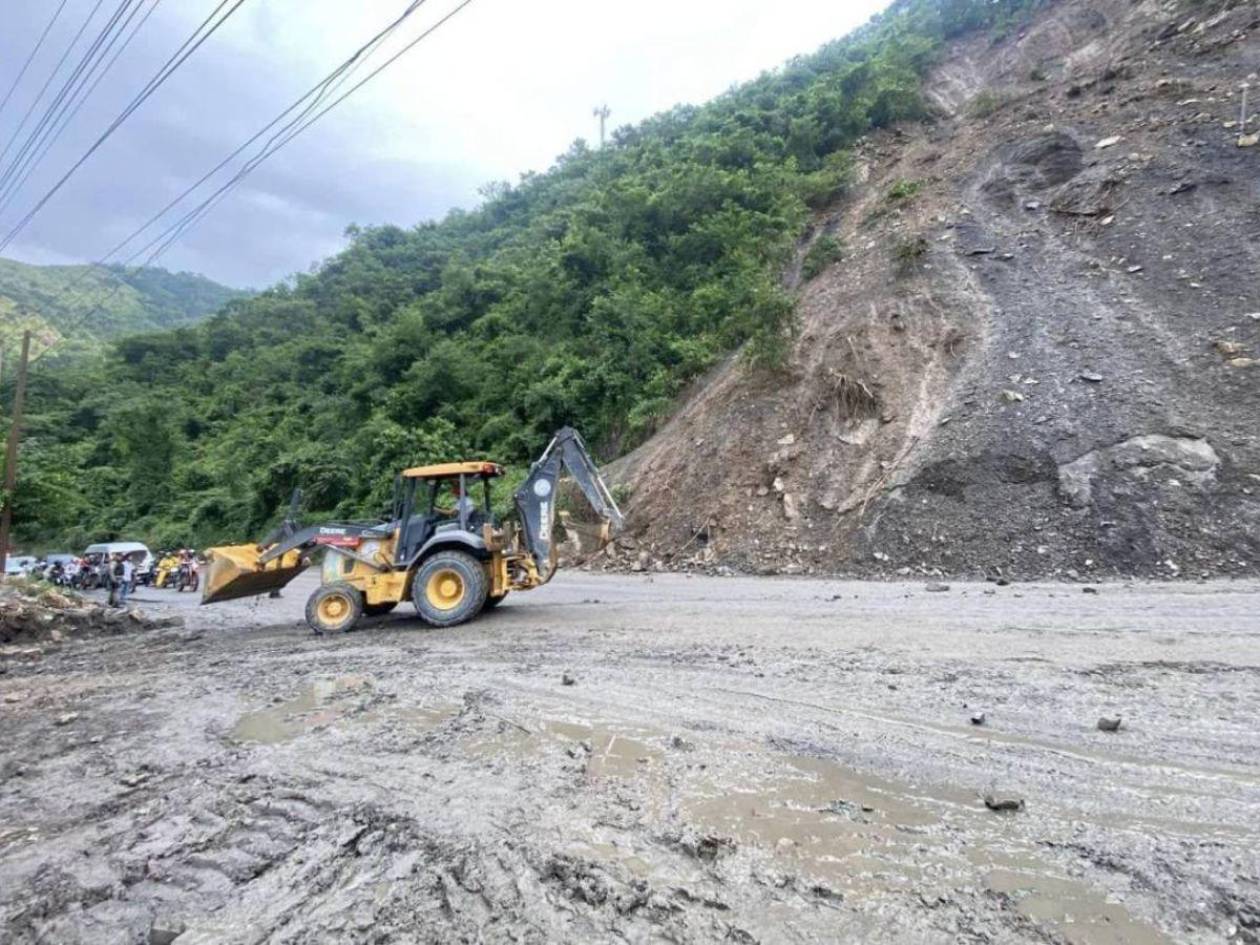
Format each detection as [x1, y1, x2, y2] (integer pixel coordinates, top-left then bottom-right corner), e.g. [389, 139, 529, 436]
[514, 427, 623, 582]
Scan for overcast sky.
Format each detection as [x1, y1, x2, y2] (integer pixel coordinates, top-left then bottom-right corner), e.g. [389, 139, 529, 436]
[0, 0, 888, 288]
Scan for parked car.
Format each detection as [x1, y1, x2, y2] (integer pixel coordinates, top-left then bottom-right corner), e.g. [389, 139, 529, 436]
[3, 555, 38, 576]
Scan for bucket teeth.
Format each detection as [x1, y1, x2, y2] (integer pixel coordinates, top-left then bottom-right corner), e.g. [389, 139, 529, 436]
[201, 545, 308, 604]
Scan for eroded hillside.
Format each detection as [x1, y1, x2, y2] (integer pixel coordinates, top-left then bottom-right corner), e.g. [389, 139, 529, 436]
[605, 0, 1260, 580]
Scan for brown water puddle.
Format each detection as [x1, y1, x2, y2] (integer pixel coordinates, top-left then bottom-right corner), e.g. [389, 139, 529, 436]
[678, 752, 1174, 944]
[466, 716, 663, 781]
[985, 866, 1174, 945]
[682, 755, 951, 893]
[228, 675, 457, 745]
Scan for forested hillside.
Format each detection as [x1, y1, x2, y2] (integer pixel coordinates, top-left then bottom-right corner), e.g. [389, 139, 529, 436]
[9, 0, 1043, 550]
[0, 258, 245, 362]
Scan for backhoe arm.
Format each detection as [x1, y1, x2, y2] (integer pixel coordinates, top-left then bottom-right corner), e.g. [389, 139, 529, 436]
[514, 427, 623, 582]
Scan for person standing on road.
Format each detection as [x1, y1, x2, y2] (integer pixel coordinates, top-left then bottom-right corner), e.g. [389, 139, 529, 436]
[105, 554, 120, 606]
[119, 555, 135, 606]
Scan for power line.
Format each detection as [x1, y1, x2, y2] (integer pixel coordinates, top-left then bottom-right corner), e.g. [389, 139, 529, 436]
[0, 0, 164, 220]
[0, 0, 152, 214]
[0, 0, 72, 125]
[0, 0, 110, 176]
[100, 0, 430, 265]
[0, 0, 136, 193]
[141, 0, 477, 267]
[32, 0, 476, 366]
[25, 0, 431, 357]
[0, 0, 251, 255]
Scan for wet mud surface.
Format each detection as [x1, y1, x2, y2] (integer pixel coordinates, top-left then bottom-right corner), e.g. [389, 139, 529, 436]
[2, 573, 1258, 943]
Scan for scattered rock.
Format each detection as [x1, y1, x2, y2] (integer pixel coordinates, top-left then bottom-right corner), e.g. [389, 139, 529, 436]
[1000, 389, 1025, 403]
[924, 583, 951, 593]
[1227, 357, 1258, 369]
[1095, 135, 1123, 149]
[561, 672, 576, 687]
[782, 492, 801, 521]
[1082, 586, 1099, 594]
[970, 712, 987, 726]
[1214, 340, 1246, 358]
[984, 793, 1025, 812]
[1097, 716, 1123, 732]
[1239, 133, 1259, 148]
[54, 712, 79, 727]
[1079, 371, 1104, 383]
[149, 916, 187, 945]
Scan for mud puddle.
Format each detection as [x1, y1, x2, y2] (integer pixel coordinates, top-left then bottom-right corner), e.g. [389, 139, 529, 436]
[985, 867, 1174, 945]
[229, 675, 455, 744]
[681, 753, 1173, 945]
[466, 715, 664, 778]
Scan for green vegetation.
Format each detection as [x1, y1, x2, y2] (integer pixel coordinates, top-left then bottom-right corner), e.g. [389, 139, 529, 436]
[886, 178, 924, 202]
[802, 233, 844, 281]
[894, 234, 929, 274]
[5, 0, 1044, 550]
[0, 259, 246, 363]
[967, 90, 1006, 117]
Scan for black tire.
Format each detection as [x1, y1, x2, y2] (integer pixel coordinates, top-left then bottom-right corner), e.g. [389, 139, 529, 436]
[482, 592, 507, 611]
[305, 582, 365, 635]
[363, 601, 398, 617]
[412, 550, 488, 628]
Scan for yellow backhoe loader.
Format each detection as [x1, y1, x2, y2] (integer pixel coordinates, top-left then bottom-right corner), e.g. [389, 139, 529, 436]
[201, 428, 622, 634]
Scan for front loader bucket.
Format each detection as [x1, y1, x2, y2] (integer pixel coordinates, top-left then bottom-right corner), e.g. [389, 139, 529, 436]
[201, 544, 308, 605]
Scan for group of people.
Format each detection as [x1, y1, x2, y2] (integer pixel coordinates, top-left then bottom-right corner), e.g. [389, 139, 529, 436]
[152, 550, 202, 592]
[39, 549, 203, 606]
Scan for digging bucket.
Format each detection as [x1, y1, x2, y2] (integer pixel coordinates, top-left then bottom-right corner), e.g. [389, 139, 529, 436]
[201, 545, 308, 604]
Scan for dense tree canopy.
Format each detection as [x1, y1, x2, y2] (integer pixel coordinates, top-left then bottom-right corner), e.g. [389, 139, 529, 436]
[6, 0, 1042, 551]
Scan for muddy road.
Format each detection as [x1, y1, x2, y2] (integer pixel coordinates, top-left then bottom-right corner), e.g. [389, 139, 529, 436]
[2, 573, 1258, 944]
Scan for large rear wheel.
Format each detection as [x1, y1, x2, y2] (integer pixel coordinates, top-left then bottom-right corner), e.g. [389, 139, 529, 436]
[305, 582, 364, 635]
[413, 551, 487, 628]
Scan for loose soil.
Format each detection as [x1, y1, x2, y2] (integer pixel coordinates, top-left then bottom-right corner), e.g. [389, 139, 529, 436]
[607, 0, 1260, 580]
[2, 573, 1257, 943]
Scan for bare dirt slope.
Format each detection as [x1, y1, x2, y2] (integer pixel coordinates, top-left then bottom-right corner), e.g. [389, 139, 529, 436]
[606, 0, 1260, 580]
[2, 575, 1259, 943]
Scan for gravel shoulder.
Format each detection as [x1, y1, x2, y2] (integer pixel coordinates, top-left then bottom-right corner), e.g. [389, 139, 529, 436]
[2, 573, 1258, 944]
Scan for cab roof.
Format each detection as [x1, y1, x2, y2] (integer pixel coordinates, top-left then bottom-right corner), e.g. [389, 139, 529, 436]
[401, 461, 504, 480]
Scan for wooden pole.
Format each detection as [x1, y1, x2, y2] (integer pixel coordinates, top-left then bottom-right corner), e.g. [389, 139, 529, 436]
[0, 330, 32, 575]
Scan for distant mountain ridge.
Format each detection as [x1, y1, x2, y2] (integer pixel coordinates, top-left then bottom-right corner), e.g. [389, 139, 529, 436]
[0, 257, 247, 359]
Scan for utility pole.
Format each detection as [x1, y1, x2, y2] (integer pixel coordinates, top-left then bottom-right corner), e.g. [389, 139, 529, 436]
[0, 330, 31, 575]
[593, 104, 610, 148]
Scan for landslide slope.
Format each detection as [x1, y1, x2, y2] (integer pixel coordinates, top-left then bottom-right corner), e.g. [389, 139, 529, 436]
[607, 0, 1260, 580]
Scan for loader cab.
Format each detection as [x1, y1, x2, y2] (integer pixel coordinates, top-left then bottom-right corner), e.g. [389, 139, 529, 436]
[392, 462, 503, 565]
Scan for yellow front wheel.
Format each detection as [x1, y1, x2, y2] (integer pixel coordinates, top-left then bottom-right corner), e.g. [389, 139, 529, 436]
[413, 551, 487, 627]
[305, 583, 364, 635]
[425, 568, 466, 610]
